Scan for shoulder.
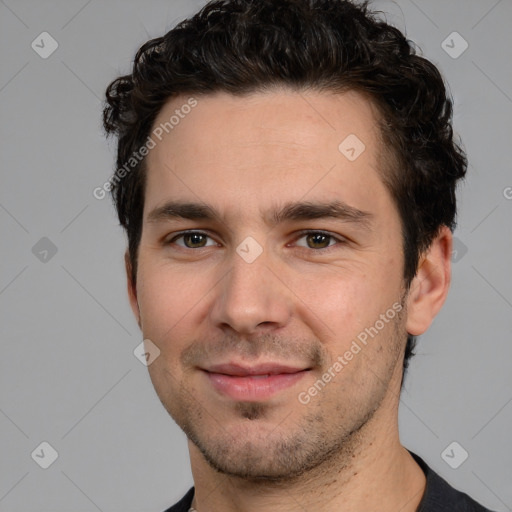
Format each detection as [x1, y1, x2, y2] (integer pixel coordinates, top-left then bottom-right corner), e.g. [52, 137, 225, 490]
[161, 486, 195, 512]
[410, 451, 497, 512]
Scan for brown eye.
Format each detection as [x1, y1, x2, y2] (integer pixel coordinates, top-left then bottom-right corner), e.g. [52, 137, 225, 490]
[183, 233, 207, 248]
[294, 231, 342, 250]
[169, 232, 216, 249]
[305, 233, 332, 249]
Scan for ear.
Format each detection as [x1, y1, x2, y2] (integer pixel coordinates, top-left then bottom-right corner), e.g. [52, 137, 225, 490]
[406, 226, 452, 336]
[125, 250, 141, 329]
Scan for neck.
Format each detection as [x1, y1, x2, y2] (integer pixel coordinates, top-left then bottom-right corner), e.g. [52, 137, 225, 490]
[188, 413, 425, 512]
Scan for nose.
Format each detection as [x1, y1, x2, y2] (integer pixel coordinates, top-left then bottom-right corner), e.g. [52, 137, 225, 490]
[209, 246, 293, 336]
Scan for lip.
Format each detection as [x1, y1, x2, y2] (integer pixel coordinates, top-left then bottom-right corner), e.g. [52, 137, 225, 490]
[204, 362, 309, 376]
[201, 363, 311, 401]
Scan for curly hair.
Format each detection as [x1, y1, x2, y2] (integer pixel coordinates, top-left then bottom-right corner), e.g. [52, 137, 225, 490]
[103, 0, 467, 374]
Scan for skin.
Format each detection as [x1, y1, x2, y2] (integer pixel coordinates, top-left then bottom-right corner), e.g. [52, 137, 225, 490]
[126, 89, 452, 512]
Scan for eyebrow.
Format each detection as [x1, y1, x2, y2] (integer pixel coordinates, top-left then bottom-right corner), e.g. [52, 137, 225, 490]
[146, 199, 374, 230]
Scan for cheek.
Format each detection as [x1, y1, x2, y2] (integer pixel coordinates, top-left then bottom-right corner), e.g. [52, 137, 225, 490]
[290, 268, 374, 342]
[291, 263, 401, 348]
[136, 261, 210, 346]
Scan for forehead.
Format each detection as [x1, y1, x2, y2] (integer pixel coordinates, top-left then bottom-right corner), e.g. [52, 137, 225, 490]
[143, 89, 391, 223]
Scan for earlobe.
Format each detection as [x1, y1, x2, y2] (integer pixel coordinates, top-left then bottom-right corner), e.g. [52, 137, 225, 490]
[125, 251, 141, 329]
[405, 226, 452, 336]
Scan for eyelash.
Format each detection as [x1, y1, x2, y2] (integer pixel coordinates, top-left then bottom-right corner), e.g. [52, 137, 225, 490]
[166, 230, 347, 252]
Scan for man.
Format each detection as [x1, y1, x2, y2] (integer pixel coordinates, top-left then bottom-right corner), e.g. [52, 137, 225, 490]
[103, 0, 495, 510]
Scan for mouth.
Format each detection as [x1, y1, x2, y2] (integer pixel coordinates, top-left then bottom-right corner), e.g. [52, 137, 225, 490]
[201, 364, 312, 401]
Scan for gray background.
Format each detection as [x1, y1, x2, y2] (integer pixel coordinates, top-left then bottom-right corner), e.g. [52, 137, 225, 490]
[1, 0, 511, 511]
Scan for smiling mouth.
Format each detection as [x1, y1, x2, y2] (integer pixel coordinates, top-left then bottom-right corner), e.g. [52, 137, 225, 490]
[202, 369, 311, 401]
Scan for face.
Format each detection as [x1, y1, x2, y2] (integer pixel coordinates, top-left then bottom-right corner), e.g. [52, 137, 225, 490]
[130, 89, 413, 481]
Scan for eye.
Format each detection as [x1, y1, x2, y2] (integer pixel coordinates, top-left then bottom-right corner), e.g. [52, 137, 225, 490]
[166, 230, 346, 251]
[293, 230, 346, 250]
[168, 231, 218, 249]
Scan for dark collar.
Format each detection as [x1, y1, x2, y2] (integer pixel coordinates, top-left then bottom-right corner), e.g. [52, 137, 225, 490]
[409, 450, 494, 511]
